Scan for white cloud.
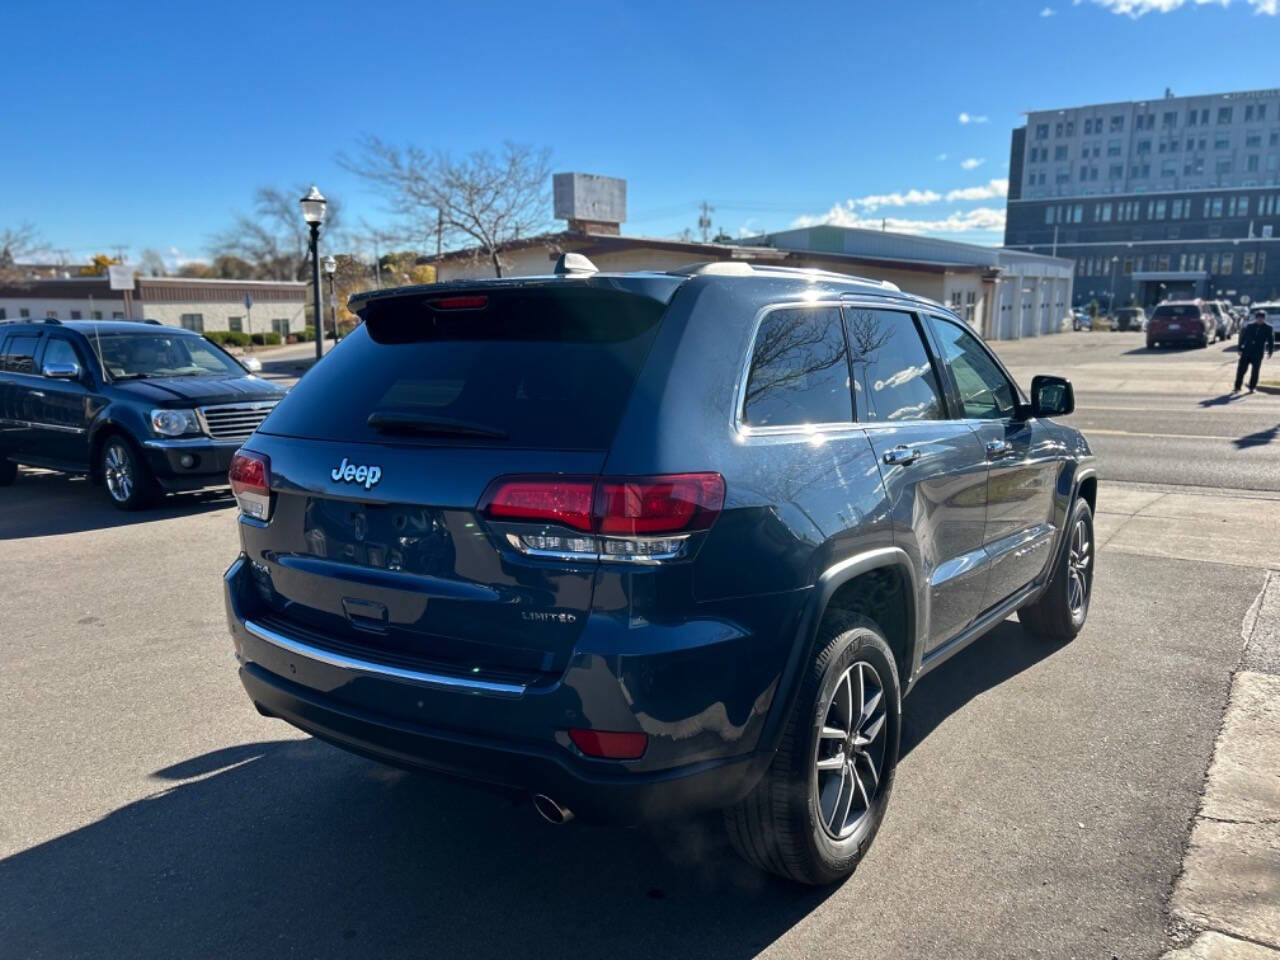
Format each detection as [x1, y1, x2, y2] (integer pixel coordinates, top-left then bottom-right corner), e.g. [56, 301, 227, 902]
[936, 152, 948, 161]
[849, 188, 943, 212]
[960, 157, 986, 170]
[790, 205, 1006, 236]
[1041, 5, 1057, 14]
[1082, 0, 1275, 15]
[958, 112, 990, 125]
[945, 178, 1009, 202]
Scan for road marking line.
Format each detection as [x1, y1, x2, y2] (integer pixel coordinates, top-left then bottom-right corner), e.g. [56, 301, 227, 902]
[1085, 427, 1242, 441]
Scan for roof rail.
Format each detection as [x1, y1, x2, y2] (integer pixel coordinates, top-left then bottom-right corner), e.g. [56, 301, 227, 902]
[144, 319, 163, 325]
[41, 317, 62, 324]
[670, 260, 900, 291]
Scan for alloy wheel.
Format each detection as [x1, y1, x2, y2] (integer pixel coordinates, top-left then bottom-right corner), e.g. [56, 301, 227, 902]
[814, 660, 887, 840]
[104, 442, 133, 503]
[1066, 516, 1092, 618]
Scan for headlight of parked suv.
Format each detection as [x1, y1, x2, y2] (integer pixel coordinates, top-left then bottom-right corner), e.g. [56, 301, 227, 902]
[150, 408, 201, 437]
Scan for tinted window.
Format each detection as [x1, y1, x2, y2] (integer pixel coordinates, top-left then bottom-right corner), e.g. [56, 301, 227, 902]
[743, 307, 851, 427]
[88, 333, 242, 379]
[1152, 305, 1201, 319]
[845, 308, 945, 422]
[0, 335, 41, 374]
[262, 288, 665, 450]
[42, 338, 81, 372]
[929, 317, 1018, 420]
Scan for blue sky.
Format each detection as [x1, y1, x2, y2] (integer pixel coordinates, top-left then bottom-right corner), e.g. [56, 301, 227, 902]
[3, 0, 1279, 265]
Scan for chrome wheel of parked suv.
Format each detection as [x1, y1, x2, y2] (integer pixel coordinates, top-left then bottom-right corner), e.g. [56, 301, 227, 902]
[101, 437, 156, 511]
[726, 612, 901, 885]
[815, 660, 888, 840]
[1018, 498, 1094, 642]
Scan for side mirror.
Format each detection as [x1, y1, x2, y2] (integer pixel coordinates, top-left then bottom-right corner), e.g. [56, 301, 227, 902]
[242, 356, 263, 373]
[1030, 374, 1074, 418]
[43, 361, 81, 380]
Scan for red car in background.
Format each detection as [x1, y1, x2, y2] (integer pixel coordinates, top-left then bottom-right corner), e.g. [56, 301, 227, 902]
[1146, 300, 1219, 349]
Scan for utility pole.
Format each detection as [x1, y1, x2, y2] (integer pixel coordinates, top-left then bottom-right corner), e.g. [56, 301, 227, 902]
[697, 202, 714, 243]
[436, 210, 443, 257]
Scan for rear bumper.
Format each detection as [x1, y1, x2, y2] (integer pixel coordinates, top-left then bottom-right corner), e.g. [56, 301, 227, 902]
[223, 555, 786, 823]
[142, 437, 242, 490]
[1147, 327, 1204, 343]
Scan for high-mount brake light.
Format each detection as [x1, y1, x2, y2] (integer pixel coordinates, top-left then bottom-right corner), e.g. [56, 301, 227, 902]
[480, 473, 724, 563]
[228, 450, 271, 521]
[428, 295, 488, 310]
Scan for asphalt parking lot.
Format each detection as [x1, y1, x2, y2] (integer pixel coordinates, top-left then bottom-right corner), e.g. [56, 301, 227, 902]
[1, 331, 1277, 959]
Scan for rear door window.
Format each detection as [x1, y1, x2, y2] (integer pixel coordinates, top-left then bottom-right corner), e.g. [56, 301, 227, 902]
[742, 306, 852, 427]
[0, 335, 41, 374]
[844, 308, 946, 422]
[260, 288, 666, 450]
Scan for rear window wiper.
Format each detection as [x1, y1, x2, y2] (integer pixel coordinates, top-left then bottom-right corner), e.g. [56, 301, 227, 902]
[366, 411, 508, 440]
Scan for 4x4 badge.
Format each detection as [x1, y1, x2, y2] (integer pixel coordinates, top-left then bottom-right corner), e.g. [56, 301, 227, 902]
[330, 457, 382, 490]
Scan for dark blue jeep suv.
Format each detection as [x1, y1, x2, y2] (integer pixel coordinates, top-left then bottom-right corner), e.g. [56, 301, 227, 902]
[0, 319, 285, 509]
[224, 261, 1096, 884]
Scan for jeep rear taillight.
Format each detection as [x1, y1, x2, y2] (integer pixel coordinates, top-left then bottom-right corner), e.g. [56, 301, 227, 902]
[480, 473, 724, 562]
[229, 450, 271, 521]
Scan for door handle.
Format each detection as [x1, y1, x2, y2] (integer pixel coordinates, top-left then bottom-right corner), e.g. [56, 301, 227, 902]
[883, 445, 921, 466]
[985, 439, 1009, 459]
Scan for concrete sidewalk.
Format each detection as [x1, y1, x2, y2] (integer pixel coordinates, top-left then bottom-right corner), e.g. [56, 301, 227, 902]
[1162, 572, 1280, 959]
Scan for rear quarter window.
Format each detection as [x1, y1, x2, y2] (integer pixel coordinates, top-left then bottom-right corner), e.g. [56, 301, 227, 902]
[742, 306, 852, 427]
[260, 288, 666, 450]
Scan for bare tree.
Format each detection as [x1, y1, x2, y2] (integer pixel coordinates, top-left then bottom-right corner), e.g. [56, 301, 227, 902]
[339, 138, 551, 277]
[138, 248, 168, 277]
[0, 223, 43, 285]
[211, 186, 344, 281]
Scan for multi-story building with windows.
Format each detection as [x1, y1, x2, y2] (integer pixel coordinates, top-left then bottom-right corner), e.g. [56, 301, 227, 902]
[1004, 87, 1280, 309]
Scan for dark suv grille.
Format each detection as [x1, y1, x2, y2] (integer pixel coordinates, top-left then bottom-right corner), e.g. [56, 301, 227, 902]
[199, 402, 278, 441]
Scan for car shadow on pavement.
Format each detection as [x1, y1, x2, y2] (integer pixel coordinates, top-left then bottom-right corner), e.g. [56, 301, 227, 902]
[900, 621, 1066, 759]
[0, 738, 832, 960]
[0, 469, 233, 539]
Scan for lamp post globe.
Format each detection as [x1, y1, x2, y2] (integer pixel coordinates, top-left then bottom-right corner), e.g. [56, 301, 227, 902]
[299, 186, 327, 362]
[322, 255, 338, 345]
[322, 254, 336, 275]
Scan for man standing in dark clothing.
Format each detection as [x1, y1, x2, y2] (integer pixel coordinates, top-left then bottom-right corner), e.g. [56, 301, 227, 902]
[1235, 308, 1276, 393]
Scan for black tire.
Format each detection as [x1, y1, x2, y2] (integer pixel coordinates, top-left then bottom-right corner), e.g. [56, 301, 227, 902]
[0, 458, 17, 486]
[1018, 498, 1094, 643]
[725, 612, 901, 885]
[99, 435, 159, 511]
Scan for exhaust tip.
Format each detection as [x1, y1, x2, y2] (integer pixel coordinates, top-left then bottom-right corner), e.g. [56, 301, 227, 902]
[532, 793, 574, 825]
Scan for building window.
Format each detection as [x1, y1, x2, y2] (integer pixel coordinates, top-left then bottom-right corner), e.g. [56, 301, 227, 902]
[1221, 253, 1233, 276]
[112, 311, 124, 320]
[1154, 199, 1166, 219]
[1109, 164, 1123, 179]
[1218, 107, 1233, 125]
[1246, 131, 1262, 148]
[1054, 145, 1068, 161]
[1214, 135, 1230, 150]
[1216, 157, 1233, 175]
[1100, 202, 1112, 222]
[229, 316, 244, 333]
[1210, 254, 1220, 274]
[1107, 139, 1121, 157]
[1084, 118, 1094, 135]
[1111, 116, 1124, 132]
[1136, 139, 1151, 155]
[1161, 160, 1176, 178]
[1187, 109, 1198, 127]
[271, 317, 290, 336]
[1123, 258, 1134, 275]
[92, 311, 102, 320]
[1247, 155, 1260, 172]
[1258, 252, 1267, 273]
[1055, 121, 1064, 138]
[0, 309, 5, 320]
[70, 311, 82, 320]
[179, 313, 204, 332]
[1035, 123, 1049, 140]
[1244, 253, 1257, 275]
[46, 310, 57, 319]
[1162, 110, 1177, 128]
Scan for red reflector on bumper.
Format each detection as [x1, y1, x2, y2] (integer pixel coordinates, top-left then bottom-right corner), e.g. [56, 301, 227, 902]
[569, 728, 648, 760]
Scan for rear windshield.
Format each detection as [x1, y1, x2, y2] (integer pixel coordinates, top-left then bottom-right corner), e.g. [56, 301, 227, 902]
[1117, 308, 1142, 318]
[1152, 305, 1200, 319]
[259, 288, 666, 449]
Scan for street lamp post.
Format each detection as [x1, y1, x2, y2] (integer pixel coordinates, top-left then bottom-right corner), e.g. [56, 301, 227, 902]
[323, 254, 337, 344]
[299, 186, 327, 362]
[1108, 255, 1120, 315]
